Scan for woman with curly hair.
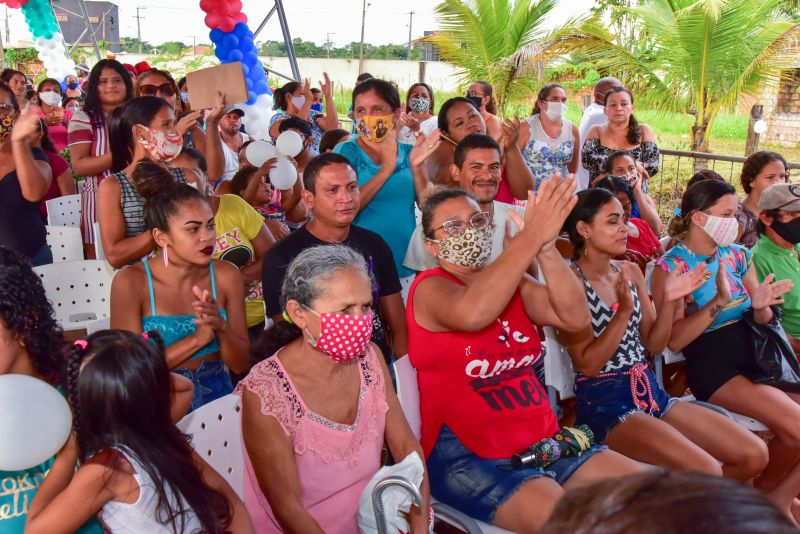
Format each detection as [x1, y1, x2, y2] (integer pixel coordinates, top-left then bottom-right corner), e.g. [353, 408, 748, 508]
[0, 246, 101, 533]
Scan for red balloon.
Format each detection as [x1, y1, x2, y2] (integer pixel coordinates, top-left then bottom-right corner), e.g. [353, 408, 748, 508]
[198, 0, 216, 12]
[1, 0, 29, 8]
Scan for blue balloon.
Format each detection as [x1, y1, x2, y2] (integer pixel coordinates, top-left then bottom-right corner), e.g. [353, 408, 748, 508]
[232, 22, 249, 38]
[209, 28, 224, 43]
[239, 37, 254, 52]
[240, 63, 250, 76]
[222, 33, 239, 50]
[245, 78, 253, 90]
[228, 49, 244, 63]
[244, 52, 259, 66]
[254, 79, 269, 95]
[214, 45, 229, 61]
[247, 90, 257, 105]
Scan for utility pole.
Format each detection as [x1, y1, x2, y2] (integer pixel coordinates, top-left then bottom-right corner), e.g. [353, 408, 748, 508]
[5, 6, 10, 45]
[188, 35, 196, 56]
[358, 0, 369, 74]
[407, 11, 414, 60]
[135, 6, 146, 54]
[325, 32, 336, 58]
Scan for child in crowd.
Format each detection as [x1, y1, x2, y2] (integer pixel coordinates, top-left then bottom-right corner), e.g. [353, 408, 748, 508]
[601, 150, 662, 235]
[25, 330, 253, 534]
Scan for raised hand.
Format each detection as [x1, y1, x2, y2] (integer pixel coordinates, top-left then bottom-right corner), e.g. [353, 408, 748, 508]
[319, 72, 333, 98]
[615, 263, 635, 314]
[520, 173, 578, 248]
[257, 157, 278, 178]
[192, 285, 226, 332]
[379, 129, 399, 172]
[664, 263, 707, 302]
[623, 249, 650, 271]
[10, 109, 41, 144]
[715, 264, 732, 305]
[409, 129, 441, 168]
[204, 91, 226, 126]
[500, 114, 522, 152]
[302, 78, 313, 100]
[399, 112, 421, 132]
[175, 110, 203, 137]
[751, 273, 794, 311]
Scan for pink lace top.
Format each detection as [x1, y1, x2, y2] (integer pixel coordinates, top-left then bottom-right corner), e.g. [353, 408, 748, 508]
[234, 346, 389, 533]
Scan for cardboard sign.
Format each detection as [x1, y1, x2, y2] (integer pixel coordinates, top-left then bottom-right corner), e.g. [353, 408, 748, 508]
[186, 62, 248, 110]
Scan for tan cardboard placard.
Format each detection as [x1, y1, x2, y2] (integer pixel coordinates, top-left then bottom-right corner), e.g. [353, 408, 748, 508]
[186, 62, 248, 110]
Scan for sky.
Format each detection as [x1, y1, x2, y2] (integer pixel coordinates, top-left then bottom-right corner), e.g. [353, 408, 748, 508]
[4, 0, 597, 48]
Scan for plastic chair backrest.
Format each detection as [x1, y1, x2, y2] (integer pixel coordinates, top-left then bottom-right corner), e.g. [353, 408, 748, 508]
[177, 394, 245, 499]
[393, 356, 421, 441]
[45, 225, 84, 263]
[542, 326, 576, 401]
[46, 194, 81, 228]
[93, 222, 107, 261]
[33, 260, 115, 330]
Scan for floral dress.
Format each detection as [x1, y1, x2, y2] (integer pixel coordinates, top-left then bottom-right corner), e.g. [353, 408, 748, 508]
[582, 138, 660, 189]
[522, 115, 575, 192]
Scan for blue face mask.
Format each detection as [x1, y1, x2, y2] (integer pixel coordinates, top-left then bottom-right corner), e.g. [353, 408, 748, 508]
[66, 81, 79, 90]
[180, 91, 190, 104]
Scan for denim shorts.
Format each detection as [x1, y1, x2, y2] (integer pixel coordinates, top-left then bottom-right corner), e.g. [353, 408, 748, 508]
[575, 364, 678, 442]
[427, 425, 606, 523]
[175, 359, 233, 412]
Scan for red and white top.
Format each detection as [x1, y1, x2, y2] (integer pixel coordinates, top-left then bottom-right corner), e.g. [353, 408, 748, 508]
[407, 268, 559, 459]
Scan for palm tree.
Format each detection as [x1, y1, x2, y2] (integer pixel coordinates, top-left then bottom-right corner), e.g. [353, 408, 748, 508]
[423, 0, 555, 113]
[547, 0, 798, 152]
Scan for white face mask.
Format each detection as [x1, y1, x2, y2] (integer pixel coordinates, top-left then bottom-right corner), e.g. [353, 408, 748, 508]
[543, 101, 567, 121]
[700, 214, 738, 247]
[39, 91, 62, 107]
[290, 95, 306, 109]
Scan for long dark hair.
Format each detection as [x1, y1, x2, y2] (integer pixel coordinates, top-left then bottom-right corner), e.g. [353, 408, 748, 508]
[668, 179, 736, 238]
[108, 96, 172, 172]
[65, 330, 232, 532]
[83, 59, 133, 128]
[604, 86, 641, 145]
[740, 150, 788, 195]
[272, 81, 302, 111]
[563, 188, 617, 260]
[532, 83, 564, 115]
[0, 247, 64, 385]
[473, 80, 496, 114]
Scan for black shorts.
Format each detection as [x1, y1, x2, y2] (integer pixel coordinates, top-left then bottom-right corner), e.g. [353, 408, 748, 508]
[682, 320, 766, 401]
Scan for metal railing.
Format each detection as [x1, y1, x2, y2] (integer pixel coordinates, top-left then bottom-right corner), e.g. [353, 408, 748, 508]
[650, 149, 800, 222]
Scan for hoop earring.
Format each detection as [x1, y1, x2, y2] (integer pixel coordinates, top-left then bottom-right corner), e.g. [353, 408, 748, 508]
[162, 244, 169, 268]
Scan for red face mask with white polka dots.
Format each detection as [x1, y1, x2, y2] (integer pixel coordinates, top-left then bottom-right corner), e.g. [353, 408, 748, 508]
[304, 308, 374, 363]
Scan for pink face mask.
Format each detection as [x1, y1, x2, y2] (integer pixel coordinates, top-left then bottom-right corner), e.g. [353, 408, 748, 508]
[138, 125, 183, 162]
[304, 308, 374, 363]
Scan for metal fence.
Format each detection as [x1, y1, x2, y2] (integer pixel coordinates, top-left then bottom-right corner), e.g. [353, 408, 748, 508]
[649, 149, 800, 222]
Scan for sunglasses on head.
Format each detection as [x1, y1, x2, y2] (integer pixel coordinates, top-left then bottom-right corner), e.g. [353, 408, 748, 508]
[138, 83, 175, 97]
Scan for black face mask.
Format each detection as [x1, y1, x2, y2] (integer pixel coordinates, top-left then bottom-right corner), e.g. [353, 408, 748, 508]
[465, 95, 483, 110]
[771, 216, 800, 244]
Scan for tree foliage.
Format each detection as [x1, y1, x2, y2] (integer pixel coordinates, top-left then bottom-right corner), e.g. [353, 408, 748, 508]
[548, 0, 798, 151]
[421, 0, 555, 113]
[258, 38, 422, 60]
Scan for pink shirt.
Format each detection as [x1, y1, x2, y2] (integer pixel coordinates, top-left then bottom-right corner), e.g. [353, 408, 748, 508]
[36, 107, 73, 152]
[235, 346, 388, 533]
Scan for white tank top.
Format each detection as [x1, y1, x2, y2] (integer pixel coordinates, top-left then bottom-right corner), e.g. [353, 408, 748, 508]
[100, 448, 204, 534]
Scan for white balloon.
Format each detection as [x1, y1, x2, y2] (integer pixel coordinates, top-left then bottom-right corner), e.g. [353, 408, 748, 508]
[276, 130, 304, 158]
[0, 374, 72, 471]
[245, 141, 277, 167]
[753, 120, 767, 135]
[269, 156, 298, 190]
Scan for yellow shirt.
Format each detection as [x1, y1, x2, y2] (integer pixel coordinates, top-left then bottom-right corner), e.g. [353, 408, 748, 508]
[213, 195, 266, 327]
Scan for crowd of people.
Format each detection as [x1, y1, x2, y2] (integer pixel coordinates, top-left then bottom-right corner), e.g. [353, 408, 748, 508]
[2, 59, 800, 534]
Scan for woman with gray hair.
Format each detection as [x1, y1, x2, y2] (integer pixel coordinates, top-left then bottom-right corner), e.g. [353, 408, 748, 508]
[235, 245, 430, 534]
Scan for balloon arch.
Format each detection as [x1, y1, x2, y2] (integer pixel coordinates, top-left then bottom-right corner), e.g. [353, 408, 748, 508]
[1, 0, 275, 139]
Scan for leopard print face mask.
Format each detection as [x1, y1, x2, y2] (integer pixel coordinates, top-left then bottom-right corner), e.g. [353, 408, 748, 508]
[429, 225, 493, 269]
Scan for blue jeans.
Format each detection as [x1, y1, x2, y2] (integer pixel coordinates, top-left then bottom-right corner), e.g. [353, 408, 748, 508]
[30, 243, 53, 267]
[575, 364, 678, 442]
[427, 425, 605, 523]
[175, 360, 233, 412]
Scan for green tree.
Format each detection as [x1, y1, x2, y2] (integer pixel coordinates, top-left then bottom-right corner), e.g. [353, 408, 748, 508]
[160, 41, 187, 55]
[422, 0, 555, 113]
[548, 0, 798, 152]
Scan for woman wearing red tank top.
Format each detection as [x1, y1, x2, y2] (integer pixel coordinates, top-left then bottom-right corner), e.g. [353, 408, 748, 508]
[407, 180, 643, 532]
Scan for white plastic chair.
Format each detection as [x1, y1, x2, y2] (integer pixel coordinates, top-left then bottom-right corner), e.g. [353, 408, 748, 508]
[46, 194, 81, 228]
[33, 260, 115, 331]
[393, 357, 515, 534]
[93, 221, 107, 261]
[542, 326, 576, 417]
[177, 394, 245, 499]
[45, 225, 84, 263]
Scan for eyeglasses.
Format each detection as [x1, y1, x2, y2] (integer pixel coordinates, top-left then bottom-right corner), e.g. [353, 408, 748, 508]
[138, 83, 176, 97]
[466, 90, 485, 98]
[432, 211, 491, 237]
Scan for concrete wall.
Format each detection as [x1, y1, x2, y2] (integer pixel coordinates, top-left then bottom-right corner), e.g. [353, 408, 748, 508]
[260, 57, 461, 92]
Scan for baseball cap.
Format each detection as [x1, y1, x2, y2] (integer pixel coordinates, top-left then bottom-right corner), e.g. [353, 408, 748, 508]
[224, 104, 246, 117]
[758, 183, 800, 213]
